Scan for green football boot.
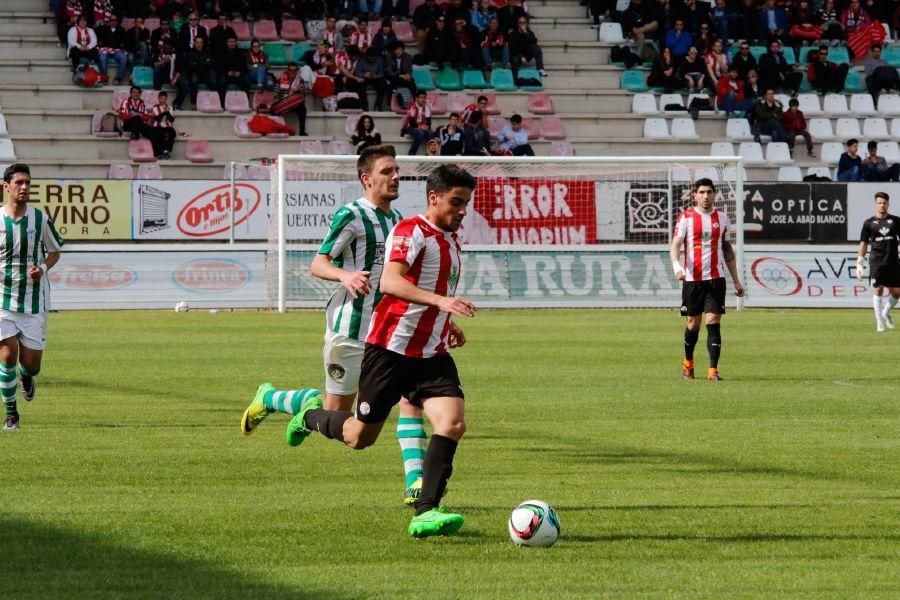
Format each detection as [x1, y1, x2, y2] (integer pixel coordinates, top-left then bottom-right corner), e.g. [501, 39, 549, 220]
[407, 506, 464, 539]
[285, 393, 324, 447]
[241, 383, 275, 436]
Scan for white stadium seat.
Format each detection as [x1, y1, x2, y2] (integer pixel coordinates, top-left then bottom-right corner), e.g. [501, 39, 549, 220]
[659, 93, 684, 113]
[726, 118, 753, 141]
[863, 118, 890, 140]
[643, 118, 670, 139]
[835, 118, 861, 139]
[774, 93, 791, 108]
[877, 93, 900, 116]
[598, 22, 626, 44]
[778, 166, 803, 181]
[688, 93, 715, 114]
[878, 141, 900, 161]
[823, 93, 850, 116]
[631, 93, 659, 115]
[766, 142, 793, 165]
[808, 118, 835, 141]
[709, 142, 735, 156]
[850, 93, 877, 116]
[0, 138, 14, 161]
[671, 118, 699, 140]
[738, 142, 766, 165]
[821, 142, 844, 165]
[806, 166, 833, 179]
[796, 93, 822, 116]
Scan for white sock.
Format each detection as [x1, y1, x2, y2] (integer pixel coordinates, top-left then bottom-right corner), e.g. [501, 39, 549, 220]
[873, 294, 884, 322]
[885, 295, 899, 315]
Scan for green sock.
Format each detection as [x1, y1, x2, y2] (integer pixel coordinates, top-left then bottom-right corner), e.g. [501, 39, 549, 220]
[19, 364, 39, 378]
[398, 417, 427, 488]
[0, 362, 18, 415]
[263, 388, 321, 414]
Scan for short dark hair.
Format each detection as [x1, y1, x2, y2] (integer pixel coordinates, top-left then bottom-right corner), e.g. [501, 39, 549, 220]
[477, 95, 488, 103]
[875, 191, 890, 201]
[357, 144, 397, 181]
[868, 140, 878, 150]
[158, 90, 168, 98]
[416, 90, 427, 97]
[131, 85, 142, 93]
[694, 178, 715, 192]
[819, 44, 829, 52]
[426, 164, 477, 196]
[449, 111, 460, 119]
[509, 113, 522, 124]
[848, 138, 858, 147]
[789, 98, 799, 107]
[287, 61, 299, 68]
[3, 163, 30, 183]
[872, 44, 882, 51]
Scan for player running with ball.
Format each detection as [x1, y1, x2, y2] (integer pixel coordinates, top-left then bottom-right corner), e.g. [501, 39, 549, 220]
[240, 145, 432, 506]
[1, 164, 63, 431]
[670, 178, 744, 382]
[285, 164, 476, 539]
[856, 191, 900, 332]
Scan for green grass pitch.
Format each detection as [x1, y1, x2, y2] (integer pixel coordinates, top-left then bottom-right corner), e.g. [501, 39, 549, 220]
[1, 309, 898, 599]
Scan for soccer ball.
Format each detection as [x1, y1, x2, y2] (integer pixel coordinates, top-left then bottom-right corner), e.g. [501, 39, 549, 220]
[508, 500, 560, 547]
[174, 301, 190, 313]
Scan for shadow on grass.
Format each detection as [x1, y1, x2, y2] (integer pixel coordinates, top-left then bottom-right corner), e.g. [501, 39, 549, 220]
[3, 518, 353, 600]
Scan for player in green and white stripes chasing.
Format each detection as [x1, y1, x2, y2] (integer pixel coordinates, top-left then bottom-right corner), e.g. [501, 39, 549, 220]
[1, 164, 63, 431]
[241, 145, 429, 505]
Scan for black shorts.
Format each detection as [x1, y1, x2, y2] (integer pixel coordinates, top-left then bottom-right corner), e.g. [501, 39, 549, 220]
[355, 343, 464, 424]
[680, 278, 727, 317]
[871, 264, 900, 288]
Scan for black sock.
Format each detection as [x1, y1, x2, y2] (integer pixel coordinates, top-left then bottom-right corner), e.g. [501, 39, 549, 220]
[303, 409, 352, 442]
[684, 328, 699, 361]
[707, 323, 721, 368]
[415, 434, 458, 516]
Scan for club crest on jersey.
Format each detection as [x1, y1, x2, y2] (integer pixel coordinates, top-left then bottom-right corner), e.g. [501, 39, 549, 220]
[880, 226, 891, 236]
[447, 265, 459, 288]
[712, 222, 720, 229]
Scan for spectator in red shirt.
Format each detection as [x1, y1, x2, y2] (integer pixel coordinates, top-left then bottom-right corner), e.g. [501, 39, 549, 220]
[782, 97, 814, 158]
[481, 17, 510, 69]
[67, 15, 100, 71]
[462, 95, 489, 126]
[118, 85, 150, 140]
[716, 67, 753, 117]
[401, 90, 434, 155]
[147, 90, 176, 159]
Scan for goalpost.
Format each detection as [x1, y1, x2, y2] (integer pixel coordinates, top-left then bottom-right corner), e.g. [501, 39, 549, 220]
[268, 155, 744, 313]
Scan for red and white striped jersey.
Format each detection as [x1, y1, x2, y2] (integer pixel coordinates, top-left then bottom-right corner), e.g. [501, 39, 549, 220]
[367, 215, 463, 358]
[118, 97, 146, 121]
[149, 104, 174, 128]
[674, 207, 731, 282]
[404, 102, 431, 129]
[348, 30, 374, 52]
[334, 50, 356, 75]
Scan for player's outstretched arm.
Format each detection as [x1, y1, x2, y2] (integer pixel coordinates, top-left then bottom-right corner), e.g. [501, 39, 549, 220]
[310, 253, 371, 299]
[856, 242, 868, 281]
[669, 233, 686, 281]
[381, 261, 475, 318]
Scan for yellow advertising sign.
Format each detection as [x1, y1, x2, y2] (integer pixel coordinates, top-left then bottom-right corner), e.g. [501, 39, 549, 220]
[27, 180, 132, 240]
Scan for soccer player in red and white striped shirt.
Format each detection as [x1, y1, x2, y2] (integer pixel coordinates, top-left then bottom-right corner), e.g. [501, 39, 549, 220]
[670, 178, 744, 381]
[286, 164, 477, 539]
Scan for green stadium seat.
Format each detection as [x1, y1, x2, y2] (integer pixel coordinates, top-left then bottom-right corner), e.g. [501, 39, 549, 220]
[290, 42, 312, 63]
[798, 46, 814, 65]
[883, 46, 900, 67]
[829, 46, 850, 64]
[436, 68, 463, 91]
[749, 46, 766, 61]
[131, 66, 153, 88]
[798, 71, 811, 93]
[264, 42, 288, 66]
[782, 47, 797, 65]
[621, 69, 648, 92]
[462, 69, 490, 89]
[237, 41, 251, 50]
[844, 70, 866, 93]
[490, 68, 516, 92]
[412, 68, 435, 91]
[516, 68, 543, 91]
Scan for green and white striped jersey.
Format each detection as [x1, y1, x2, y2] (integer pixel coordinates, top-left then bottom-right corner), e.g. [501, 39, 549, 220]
[0, 205, 64, 315]
[318, 198, 402, 342]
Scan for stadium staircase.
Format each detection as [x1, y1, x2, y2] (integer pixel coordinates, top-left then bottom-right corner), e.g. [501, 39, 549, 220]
[0, 0, 894, 181]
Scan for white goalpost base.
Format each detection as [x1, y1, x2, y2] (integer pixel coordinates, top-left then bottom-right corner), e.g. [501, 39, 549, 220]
[269, 155, 745, 312]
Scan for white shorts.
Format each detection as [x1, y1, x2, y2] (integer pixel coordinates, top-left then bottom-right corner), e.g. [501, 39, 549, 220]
[322, 329, 365, 395]
[0, 309, 47, 351]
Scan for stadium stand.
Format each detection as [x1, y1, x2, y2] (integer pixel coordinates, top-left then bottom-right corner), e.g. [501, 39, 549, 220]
[4, 0, 899, 179]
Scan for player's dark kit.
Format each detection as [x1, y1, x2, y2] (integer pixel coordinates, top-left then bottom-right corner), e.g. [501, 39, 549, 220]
[860, 214, 900, 287]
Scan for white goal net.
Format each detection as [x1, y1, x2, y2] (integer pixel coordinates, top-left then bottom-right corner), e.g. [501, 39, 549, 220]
[268, 155, 744, 311]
